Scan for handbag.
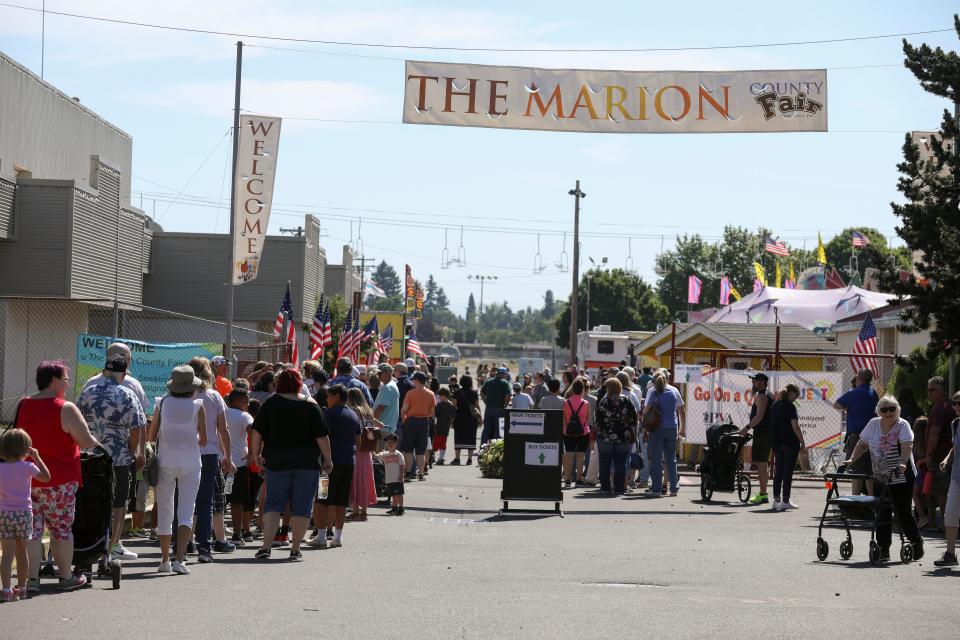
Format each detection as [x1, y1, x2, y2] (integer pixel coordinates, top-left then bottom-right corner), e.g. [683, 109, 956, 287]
[642, 390, 662, 432]
[145, 398, 162, 486]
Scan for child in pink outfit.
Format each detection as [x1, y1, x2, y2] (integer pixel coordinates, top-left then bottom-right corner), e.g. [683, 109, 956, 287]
[0, 428, 51, 601]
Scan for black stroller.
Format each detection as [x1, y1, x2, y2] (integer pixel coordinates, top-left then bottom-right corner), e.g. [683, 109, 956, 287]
[72, 446, 122, 588]
[698, 422, 752, 503]
[816, 466, 916, 565]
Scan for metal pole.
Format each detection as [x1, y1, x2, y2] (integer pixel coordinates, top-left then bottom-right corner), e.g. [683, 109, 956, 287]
[569, 180, 584, 367]
[225, 41, 243, 374]
[585, 275, 591, 332]
[669, 322, 677, 385]
[41, 0, 45, 80]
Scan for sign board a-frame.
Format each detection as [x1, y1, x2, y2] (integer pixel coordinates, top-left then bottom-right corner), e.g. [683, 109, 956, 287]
[500, 408, 563, 518]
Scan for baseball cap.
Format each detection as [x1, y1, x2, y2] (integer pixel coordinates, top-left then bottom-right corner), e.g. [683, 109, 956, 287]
[497, 367, 508, 374]
[377, 363, 394, 374]
[394, 363, 408, 374]
[104, 356, 128, 373]
[211, 356, 228, 366]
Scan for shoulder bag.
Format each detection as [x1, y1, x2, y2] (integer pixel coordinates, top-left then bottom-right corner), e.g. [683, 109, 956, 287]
[642, 390, 661, 432]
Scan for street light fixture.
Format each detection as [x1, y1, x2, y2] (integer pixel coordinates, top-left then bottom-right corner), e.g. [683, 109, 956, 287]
[467, 274, 498, 313]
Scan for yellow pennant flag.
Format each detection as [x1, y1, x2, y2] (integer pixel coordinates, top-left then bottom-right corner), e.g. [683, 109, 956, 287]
[789, 261, 795, 282]
[729, 286, 742, 301]
[774, 261, 782, 288]
[817, 232, 827, 265]
[753, 261, 767, 285]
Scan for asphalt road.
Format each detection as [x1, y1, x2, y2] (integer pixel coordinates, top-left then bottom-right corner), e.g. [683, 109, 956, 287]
[3, 463, 956, 639]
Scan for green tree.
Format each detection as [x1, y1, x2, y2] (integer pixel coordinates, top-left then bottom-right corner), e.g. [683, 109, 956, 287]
[542, 290, 557, 318]
[369, 295, 403, 312]
[371, 260, 401, 298]
[884, 20, 960, 352]
[555, 269, 669, 348]
[464, 293, 478, 342]
[824, 227, 908, 283]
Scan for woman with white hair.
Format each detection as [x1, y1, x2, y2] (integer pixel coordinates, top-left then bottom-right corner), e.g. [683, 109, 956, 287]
[845, 395, 924, 562]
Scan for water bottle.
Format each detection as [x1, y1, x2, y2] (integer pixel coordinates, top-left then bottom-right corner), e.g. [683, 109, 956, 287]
[223, 473, 234, 495]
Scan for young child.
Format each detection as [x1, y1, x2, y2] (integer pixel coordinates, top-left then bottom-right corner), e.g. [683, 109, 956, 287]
[377, 434, 406, 516]
[433, 388, 456, 465]
[0, 429, 51, 602]
[225, 389, 254, 546]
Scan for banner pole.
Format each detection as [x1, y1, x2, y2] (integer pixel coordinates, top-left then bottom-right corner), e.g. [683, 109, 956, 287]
[225, 41, 243, 375]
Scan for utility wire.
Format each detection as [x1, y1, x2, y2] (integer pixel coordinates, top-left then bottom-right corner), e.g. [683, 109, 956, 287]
[0, 2, 953, 53]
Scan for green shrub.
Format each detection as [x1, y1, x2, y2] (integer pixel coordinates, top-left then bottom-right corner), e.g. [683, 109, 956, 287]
[886, 346, 948, 409]
[478, 439, 505, 479]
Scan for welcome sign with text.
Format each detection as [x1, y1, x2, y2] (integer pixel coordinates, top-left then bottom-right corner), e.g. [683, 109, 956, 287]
[404, 61, 827, 134]
[232, 114, 282, 284]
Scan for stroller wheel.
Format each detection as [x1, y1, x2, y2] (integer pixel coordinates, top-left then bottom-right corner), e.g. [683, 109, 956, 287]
[868, 540, 881, 565]
[111, 559, 122, 589]
[700, 475, 713, 502]
[737, 473, 752, 504]
[839, 539, 853, 560]
[816, 537, 829, 561]
[899, 543, 914, 564]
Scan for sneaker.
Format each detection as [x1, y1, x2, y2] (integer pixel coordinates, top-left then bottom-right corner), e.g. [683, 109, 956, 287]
[563, 481, 571, 489]
[125, 528, 148, 539]
[749, 493, 769, 505]
[669, 489, 679, 497]
[213, 540, 236, 553]
[242, 531, 254, 543]
[57, 574, 88, 591]
[230, 533, 246, 547]
[148, 529, 159, 541]
[326, 528, 334, 540]
[418, 473, 425, 481]
[157, 560, 172, 573]
[934, 552, 959, 567]
[772, 500, 784, 511]
[111, 544, 138, 561]
[396, 507, 405, 516]
[307, 536, 328, 549]
[25, 578, 40, 594]
[197, 551, 214, 564]
[186, 540, 197, 555]
[385, 507, 397, 516]
[781, 501, 799, 510]
[914, 540, 924, 561]
[254, 548, 271, 560]
[289, 549, 303, 562]
[435, 459, 445, 466]
[12, 585, 27, 600]
[171, 561, 190, 575]
[329, 540, 342, 548]
[0, 588, 17, 602]
[450, 459, 461, 465]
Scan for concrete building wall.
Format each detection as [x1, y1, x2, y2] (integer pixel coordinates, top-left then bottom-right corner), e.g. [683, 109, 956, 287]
[0, 52, 132, 207]
[0, 180, 72, 296]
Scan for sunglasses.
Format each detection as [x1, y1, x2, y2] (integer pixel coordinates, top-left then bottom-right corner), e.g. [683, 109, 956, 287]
[878, 406, 897, 414]
[953, 401, 960, 406]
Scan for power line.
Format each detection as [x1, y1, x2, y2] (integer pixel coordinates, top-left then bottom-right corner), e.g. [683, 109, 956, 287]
[0, 2, 953, 53]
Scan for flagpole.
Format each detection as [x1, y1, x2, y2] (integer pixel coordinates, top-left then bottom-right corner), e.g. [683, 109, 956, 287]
[225, 41, 243, 375]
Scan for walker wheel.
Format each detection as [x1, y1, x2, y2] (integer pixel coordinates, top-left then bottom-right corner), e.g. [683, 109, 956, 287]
[839, 539, 853, 560]
[868, 540, 881, 565]
[816, 538, 829, 561]
[111, 559, 122, 589]
[700, 475, 714, 502]
[737, 473, 752, 504]
[899, 543, 914, 564]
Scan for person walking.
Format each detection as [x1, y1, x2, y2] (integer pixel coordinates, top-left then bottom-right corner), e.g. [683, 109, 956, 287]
[845, 396, 924, 562]
[224, 389, 254, 546]
[252, 369, 332, 561]
[740, 372, 774, 505]
[561, 378, 590, 488]
[433, 388, 456, 465]
[18, 361, 99, 593]
[833, 368, 880, 496]
[311, 385, 360, 549]
[933, 391, 959, 567]
[211, 356, 233, 398]
[400, 372, 435, 480]
[451, 375, 481, 465]
[81, 342, 149, 414]
[770, 384, 804, 510]
[77, 355, 147, 562]
[480, 368, 512, 445]
[595, 378, 637, 495]
[643, 373, 685, 497]
[149, 366, 206, 575]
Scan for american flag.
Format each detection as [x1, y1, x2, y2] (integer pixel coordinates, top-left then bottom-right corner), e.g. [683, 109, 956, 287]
[406, 329, 427, 359]
[286, 320, 299, 367]
[379, 324, 394, 354]
[309, 298, 328, 360]
[361, 315, 379, 347]
[349, 308, 362, 360]
[851, 231, 871, 248]
[764, 236, 790, 257]
[273, 284, 293, 338]
[850, 314, 879, 376]
[337, 307, 355, 359]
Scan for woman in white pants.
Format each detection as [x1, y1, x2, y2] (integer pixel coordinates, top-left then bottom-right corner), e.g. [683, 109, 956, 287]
[148, 366, 206, 575]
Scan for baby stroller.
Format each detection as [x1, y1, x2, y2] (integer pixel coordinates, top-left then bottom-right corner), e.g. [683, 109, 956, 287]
[698, 422, 752, 503]
[816, 466, 916, 565]
[72, 446, 122, 588]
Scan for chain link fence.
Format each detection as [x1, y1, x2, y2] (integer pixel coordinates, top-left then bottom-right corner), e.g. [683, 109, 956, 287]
[0, 296, 281, 421]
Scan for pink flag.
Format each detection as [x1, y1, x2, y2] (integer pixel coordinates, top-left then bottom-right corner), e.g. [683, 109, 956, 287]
[753, 278, 764, 292]
[687, 275, 703, 304]
[719, 276, 732, 305]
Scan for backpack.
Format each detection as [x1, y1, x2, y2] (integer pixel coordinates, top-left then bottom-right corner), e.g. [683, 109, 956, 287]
[564, 398, 586, 437]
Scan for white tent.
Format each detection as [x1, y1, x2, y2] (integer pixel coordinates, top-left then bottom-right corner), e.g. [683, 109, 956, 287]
[706, 285, 896, 332]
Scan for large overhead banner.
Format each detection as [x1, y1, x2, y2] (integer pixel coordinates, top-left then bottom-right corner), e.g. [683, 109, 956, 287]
[403, 61, 827, 134]
[232, 114, 282, 284]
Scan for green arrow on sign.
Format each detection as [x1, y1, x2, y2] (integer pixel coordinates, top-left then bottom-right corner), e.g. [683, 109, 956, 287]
[538, 452, 545, 464]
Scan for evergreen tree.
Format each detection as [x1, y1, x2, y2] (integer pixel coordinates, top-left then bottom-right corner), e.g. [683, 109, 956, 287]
[465, 293, 478, 342]
[371, 260, 401, 298]
[424, 274, 439, 311]
[542, 290, 557, 318]
[886, 19, 960, 351]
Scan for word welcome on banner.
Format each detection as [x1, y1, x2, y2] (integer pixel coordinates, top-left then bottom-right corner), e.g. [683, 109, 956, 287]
[403, 61, 827, 134]
[232, 114, 282, 284]
[683, 369, 843, 448]
[75, 334, 222, 413]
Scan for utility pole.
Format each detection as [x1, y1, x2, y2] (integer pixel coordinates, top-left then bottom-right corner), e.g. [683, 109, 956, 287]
[225, 41, 243, 374]
[468, 274, 497, 313]
[355, 255, 376, 308]
[568, 180, 585, 367]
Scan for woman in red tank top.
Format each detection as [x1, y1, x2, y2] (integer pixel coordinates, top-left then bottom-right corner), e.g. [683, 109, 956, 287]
[14, 361, 98, 593]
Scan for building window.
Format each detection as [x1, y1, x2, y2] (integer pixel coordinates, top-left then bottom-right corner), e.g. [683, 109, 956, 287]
[597, 340, 614, 354]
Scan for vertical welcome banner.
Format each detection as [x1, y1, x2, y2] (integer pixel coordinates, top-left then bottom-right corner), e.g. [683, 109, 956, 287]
[232, 114, 282, 284]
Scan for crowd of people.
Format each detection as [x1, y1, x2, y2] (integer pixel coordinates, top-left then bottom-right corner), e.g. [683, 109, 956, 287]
[0, 348, 958, 602]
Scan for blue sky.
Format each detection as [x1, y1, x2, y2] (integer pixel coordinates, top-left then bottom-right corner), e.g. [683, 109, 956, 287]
[1, 1, 957, 316]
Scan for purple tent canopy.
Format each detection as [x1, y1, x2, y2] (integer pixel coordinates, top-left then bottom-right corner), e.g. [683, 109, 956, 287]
[706, 285, 895, 332]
